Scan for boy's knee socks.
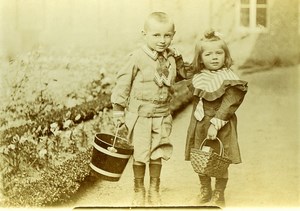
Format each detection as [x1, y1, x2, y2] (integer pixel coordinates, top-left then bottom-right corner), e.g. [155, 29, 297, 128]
[133, 162, 162, 178]
[133, 164, 146, 178]
[149, 163, 162, 178]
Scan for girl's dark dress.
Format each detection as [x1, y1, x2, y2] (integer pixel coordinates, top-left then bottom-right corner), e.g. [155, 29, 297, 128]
[185, 70, 248, 164]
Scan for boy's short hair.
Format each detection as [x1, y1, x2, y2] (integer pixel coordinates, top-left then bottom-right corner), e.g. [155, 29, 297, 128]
[144, 12, 175, 31]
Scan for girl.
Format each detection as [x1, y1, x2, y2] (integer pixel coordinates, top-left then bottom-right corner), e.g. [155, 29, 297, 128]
[185, 29, 248, 207]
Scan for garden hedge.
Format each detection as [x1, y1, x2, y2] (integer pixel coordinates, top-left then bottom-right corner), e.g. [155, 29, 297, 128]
[1, 80, 192, 207]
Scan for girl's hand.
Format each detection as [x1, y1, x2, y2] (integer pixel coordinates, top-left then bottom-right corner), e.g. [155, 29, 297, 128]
[207, 124, 218, 140]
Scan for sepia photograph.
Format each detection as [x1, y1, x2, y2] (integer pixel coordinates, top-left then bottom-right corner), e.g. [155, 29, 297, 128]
[0, 0, 299, 210]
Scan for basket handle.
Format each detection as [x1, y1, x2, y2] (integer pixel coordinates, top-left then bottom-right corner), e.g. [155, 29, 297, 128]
[199, 137, 224, 157]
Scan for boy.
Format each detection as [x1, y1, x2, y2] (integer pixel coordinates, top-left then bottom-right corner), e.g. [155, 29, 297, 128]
[111, 12, 190, 206]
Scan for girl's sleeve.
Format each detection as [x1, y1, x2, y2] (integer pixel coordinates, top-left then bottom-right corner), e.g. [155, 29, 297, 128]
[210, 85, 247, 130]
[111, 53, 138, 111]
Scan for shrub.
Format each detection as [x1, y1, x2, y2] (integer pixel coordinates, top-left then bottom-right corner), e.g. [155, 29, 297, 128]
[2, 149, 92, 207]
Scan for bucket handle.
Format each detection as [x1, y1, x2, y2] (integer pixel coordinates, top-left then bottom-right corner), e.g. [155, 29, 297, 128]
[107, 123, 121, 153]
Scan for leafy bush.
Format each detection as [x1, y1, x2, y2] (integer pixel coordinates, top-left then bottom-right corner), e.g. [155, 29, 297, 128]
[1, 108, 114, 207]
[2, 149, 92, 207]
[0, 48, 114, 129]
[0, 81, 192, 207]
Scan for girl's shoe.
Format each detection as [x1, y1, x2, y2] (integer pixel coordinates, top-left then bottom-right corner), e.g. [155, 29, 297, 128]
[210, 190, 225, 207]
[210, 178, 228, 207]
[198, 175, 212, 204]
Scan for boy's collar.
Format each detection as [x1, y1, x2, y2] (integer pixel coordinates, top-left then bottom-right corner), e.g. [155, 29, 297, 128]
[142, 45, 169, 60]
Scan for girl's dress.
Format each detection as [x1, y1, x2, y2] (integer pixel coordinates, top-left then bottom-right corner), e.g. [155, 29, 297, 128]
[185, 68, 248, 164]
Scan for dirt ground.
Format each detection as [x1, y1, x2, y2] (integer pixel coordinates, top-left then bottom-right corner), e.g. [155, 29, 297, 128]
[60, 65, 299, 210]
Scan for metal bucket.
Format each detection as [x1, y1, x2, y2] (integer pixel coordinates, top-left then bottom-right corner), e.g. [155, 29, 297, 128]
[90, 133, 133, 181]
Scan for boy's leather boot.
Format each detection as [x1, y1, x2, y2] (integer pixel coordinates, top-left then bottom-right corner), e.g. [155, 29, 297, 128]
[148, 177, 161, 205]
[148, 163, 162, 205]
[211, 178, 228, 208]
[198, 175, 212, 204]
[132, 164, 146, 206]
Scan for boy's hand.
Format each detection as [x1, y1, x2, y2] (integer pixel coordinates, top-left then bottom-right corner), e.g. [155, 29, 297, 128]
[169, 47, 181, 58]
[112, 111, 125, 127]
[112, 103, 125, 127]
[207, 124, 218, 140]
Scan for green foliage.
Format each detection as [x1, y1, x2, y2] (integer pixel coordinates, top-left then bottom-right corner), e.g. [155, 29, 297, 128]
[0, 51, 59, 124]
[2, 149, 92, 207]
[0, 81, 192, 207]
[1, 106, 115, 207]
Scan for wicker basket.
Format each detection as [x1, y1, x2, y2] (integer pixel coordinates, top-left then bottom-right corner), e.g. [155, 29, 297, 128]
[190, 138, 231, 177]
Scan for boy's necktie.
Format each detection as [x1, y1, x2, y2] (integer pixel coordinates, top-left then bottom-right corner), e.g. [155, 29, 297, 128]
[154, 53, 171, 87]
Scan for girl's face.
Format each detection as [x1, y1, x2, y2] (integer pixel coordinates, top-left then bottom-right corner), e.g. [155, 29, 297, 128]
[142, 20, 175, 53]
[201, 41, 225, 71]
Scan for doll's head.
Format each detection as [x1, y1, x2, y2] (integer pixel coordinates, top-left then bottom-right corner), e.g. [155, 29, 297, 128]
[192, 29, 233, 72]
[142, 12, 175, 53]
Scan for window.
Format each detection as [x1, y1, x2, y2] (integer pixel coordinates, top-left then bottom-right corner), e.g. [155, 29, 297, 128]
[299, 0, 300, 35]
[237, 0, 268, 32]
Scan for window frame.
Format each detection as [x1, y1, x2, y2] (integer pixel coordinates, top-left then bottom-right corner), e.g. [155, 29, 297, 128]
[236, 0, 269, 33]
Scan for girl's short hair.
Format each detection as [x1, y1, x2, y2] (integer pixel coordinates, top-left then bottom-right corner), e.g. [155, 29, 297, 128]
[192, 29, 233, 73]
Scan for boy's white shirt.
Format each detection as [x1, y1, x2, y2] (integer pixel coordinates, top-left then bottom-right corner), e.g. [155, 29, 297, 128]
[142, 45, 168, 60]
[142, 45, 174, 87]
[112, 45, 180, 117]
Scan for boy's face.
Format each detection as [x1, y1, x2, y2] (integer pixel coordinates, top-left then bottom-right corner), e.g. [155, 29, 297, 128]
[142, 20, 175, 53]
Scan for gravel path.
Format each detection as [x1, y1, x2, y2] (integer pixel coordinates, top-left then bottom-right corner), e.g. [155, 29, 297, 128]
[61, 66, 299, 210]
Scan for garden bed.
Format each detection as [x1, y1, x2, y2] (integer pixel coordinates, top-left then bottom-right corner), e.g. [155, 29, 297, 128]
[1, 79, 192, 207]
